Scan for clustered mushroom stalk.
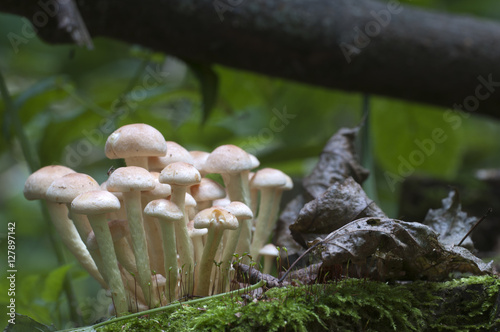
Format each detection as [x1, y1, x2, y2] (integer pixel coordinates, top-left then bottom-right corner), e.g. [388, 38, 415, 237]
[23, 123, 293, 314]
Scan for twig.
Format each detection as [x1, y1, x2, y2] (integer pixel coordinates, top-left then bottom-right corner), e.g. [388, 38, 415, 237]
[457, 208, 492, 247]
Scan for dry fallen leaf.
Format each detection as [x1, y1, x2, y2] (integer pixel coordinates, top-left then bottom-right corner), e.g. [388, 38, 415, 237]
[316, 217, 491, 281]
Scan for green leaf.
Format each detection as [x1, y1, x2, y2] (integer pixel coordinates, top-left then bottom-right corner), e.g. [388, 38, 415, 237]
[3, 313, 56, 332]
[185, 61, 219, 123]
[372, 98, 463, 181]
[42, 264, 73, 303]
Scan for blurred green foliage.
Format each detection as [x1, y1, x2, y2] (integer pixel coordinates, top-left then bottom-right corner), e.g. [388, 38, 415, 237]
[2, 0, 500, 329]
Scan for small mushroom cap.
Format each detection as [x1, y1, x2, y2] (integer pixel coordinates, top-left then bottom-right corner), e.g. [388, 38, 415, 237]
[148, 141, 194, 172]
[187, 220, 208, 237]
[107, 166, 155, 192]
[212, 197, 231, 207]
[46, 173, 100, 203]
[159, 162, 201, 186]
[247, 153, 260, 169]
[189, 150, 210, 173]
[185, 193, 197, 208]
[100, 180, 124, 200]
[225, 201, 253, 220]
[190, 178, 226, 202]
[108, 219, 130, 240]
[71, 190, 121, 215]
[24, 165, 75, 200]
[144, 199, 183, 221]
[193, 207, 238, 230]
[259, 244, 279, 257]
[105, 123, 167, 160]
[250, 168, 288, 189]
[281, 175, 293, 191]
[142, 172, 172, 199]
[204, 145, 253, 174]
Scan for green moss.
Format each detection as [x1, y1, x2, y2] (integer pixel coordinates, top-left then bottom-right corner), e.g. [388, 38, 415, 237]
[96, 275, 500, 332]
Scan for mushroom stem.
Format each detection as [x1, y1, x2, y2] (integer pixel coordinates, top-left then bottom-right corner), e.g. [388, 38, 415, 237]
[46, 201, 107, 288]
[169, 185, 195, 292]
[67, 211, 93, 241]
[86, 215, 129, 315]
[222, 172, 252, 259]
[249, 189, 275, 259]
[142, 211, 166, 276]
[124, 156, 149, 169]
[122, 191, 157, 307]
[195, 226, 225, 296]
[158, 221, 178, 302]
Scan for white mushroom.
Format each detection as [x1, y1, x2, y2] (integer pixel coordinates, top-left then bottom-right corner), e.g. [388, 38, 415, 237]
[193, 207, 238, 296]
[105, 123, 167, 169]
[72, 190, 128, 315]
[107, 166, 158, 307]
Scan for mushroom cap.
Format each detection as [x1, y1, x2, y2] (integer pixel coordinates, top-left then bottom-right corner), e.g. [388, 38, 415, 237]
[204, 145, 253, 174]
[105, 123, 167, 160]
[281, 174, 293, 191]
[148, 141, 194, 172]
[159, 162, 201, 186]
[71, 190, 121, 215]
[193, 207, 238, 230]
[250, 168, 288, 189]
[108, 219, 130, 240]
[46, 173, 100, 203]
[100, 180, 124, 200]
[189, 150, 210, 173]
[247, 153, 260, 169]
[187, 220, 208, 237]
[212, 197, 231, 207]
[107, 166, 156, 192]
[259, 244, 279, 257]
[24, 165, 75, 200]
[142, 172, 172, 199]
[185, 193, 197, 207]
[225, 201, 253, 220]
[144, 199, 183, 221]
[190, 178, 226, 202]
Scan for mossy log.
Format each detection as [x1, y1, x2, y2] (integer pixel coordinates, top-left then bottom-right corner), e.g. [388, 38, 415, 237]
[95, 275, 500, 331]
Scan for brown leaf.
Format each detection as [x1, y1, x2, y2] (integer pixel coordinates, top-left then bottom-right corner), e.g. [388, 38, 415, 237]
[317, 217, 491, 281]
[290, 177, 386, 247]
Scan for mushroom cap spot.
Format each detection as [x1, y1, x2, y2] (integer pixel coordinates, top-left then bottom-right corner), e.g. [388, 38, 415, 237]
[46, 173, 100, 203]
[250, 168, 288, 189]
[189, 150, 210, 172]
[107, 166, 156, 192]
[225, 201, 253, 220]
[142, 172, 172, 199]
[159, 162, 201, 186]
[71, 190, 121, 215]
[144, 199, 183, 221]
[204, 145, 253, 174]
[105, 123, 167, 159]
[148, 141, 193, 172]
[259, 244, 279, 257]
[193, 207, 238, 230]
[24, 165, 75, 200]
[190, 178, 226, 202]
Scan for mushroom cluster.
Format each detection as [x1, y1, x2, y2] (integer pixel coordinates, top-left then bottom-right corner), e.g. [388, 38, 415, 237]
[24, 123, 292, 315]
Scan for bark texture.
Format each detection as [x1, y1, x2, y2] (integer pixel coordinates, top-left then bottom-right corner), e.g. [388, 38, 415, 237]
[2, 0, 500, 118]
